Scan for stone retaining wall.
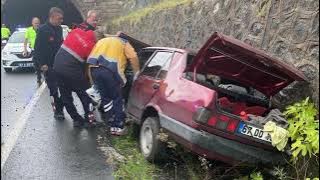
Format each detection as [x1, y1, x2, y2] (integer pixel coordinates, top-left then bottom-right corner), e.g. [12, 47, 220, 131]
[108, 0, 319, 106]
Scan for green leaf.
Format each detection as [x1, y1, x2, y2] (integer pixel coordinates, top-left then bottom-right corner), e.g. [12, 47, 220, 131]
[302, 146, 307, 156]
[306, 144, 313, 157]
[286, 97, 319, 160]
[303, 97, 310, 105]
[291, 140, 301, 149]
[250, 171, 263, 180]
[292, 147, 302, 158]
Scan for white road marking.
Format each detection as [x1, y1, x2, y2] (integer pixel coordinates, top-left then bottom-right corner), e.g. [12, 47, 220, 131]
[1, 82, 47, 170]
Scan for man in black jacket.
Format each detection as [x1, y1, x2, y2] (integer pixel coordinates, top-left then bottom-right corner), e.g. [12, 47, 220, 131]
[34, 7, 64, 120]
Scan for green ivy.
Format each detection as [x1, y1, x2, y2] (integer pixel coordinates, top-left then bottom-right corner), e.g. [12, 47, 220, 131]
[111, 0, 193, 25]
[284, 97, 319, 161]
[250, 171, 264, 180]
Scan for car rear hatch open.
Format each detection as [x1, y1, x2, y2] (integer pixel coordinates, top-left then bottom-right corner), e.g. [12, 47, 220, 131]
[189, 32, 307, 97]
[190, 32, 308, 150]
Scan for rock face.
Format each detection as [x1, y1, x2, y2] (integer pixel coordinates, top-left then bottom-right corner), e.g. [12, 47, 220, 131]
[109, 0, 319, 107]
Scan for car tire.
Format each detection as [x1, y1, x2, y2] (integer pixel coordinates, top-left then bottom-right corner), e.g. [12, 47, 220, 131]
[4, 68, 12, 73]
[139, 117, 163, 162]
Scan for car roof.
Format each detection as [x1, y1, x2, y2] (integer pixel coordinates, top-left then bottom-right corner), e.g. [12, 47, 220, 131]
[143, 47, 193, 54]
[15, 28, 26, 32]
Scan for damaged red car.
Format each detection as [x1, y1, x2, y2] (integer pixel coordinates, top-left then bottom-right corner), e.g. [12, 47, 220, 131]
[123, 32, 307, 165]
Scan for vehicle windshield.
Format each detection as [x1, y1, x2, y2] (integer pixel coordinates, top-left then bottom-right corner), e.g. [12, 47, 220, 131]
[7, 32, 25, 43]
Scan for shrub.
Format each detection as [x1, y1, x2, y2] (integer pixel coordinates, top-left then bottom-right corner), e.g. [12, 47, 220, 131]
[284, 97, 319, 161]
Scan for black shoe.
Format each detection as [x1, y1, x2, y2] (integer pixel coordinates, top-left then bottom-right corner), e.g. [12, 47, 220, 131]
[54, 111, 65, 120]
[73, 120, 84, 127]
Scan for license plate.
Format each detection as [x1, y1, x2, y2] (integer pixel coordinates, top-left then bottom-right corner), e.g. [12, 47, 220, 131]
[19, 63, 33, 67]
[237, 122, 272, 143]
[2, 40, 7, 43]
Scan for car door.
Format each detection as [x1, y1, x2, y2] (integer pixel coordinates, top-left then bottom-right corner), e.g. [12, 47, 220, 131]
[128, 50, 174, 118]
[123, 49, 155, 103]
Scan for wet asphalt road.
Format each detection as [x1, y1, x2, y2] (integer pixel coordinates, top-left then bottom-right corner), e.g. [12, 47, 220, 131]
[1, 67, 37, 143]
[1, 67, 114, 179]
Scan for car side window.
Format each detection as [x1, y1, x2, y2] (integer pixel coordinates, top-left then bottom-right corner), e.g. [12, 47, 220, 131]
[138, 50, 155, 67]
[141, 51, 173, 78]
[157, 54, 173, 79]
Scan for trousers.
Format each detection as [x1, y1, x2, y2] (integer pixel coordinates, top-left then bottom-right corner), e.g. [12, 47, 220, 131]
[56, 73, 92, 122]
[44, 68, 64, 113]
[91, 67, 126, 128]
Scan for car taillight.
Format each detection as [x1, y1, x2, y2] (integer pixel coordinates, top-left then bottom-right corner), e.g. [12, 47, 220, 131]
[208, 117, 217, 126]
[226, 119, 239, 132]
[193, 107, 239, 133]
[210, 115, 239, 133]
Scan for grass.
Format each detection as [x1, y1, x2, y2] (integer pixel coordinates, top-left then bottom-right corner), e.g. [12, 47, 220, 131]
[111, 0, 194, 25]
[110, 125, 254, 179]
[111, 126, 157, 180]
[110, 125, 202, 179]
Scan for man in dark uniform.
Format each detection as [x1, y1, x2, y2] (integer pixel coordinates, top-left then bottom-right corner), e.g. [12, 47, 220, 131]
[34, 7, 64, 120]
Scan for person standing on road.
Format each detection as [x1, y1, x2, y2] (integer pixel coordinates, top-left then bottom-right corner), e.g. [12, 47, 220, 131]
[1, 24, 11, 49]
[23, 17, 42, 86]
[34, 7, 65, 120]
[53, 10, 99, 127]
[1, 24, 11, 39]
[86, 34, 140, 135]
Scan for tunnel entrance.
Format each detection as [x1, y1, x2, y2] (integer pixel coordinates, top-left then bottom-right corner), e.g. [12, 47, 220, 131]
[2, 0, 83, 31]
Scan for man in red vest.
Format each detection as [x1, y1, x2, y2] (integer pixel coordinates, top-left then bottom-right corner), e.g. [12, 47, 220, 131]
[53, 10, 100, 127]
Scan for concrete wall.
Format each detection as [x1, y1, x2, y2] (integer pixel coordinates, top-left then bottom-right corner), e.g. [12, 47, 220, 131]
[108, 0, 319, 107]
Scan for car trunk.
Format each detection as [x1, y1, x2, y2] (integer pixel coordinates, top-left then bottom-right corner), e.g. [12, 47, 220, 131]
[187, 32, 307, 116]
[185, 32, 307, 146]
[188, 32, 307, 97]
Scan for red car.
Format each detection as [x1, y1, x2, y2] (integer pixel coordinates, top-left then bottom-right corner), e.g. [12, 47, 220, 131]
[124, 32, 307, 165]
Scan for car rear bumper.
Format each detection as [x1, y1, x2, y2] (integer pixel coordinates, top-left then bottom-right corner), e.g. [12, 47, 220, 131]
[159, 114, 287, 165]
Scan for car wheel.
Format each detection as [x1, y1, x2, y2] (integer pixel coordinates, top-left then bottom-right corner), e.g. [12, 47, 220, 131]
[139, 117, 163, 162]
[4, 68, 12, 73]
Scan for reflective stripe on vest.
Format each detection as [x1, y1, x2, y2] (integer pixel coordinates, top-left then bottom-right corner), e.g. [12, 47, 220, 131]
[61, 44, 85, 63]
